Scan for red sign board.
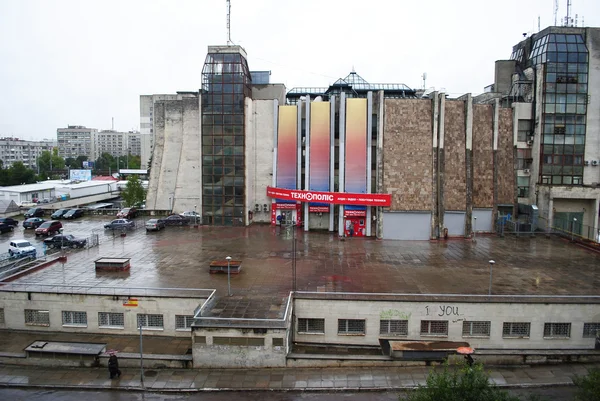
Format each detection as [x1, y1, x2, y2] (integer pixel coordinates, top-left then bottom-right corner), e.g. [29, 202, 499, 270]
[344, 210, 366, 217]
[267, 186, 391, 207]
[309, 206, 330, 213]
[275, 203, 297, 210]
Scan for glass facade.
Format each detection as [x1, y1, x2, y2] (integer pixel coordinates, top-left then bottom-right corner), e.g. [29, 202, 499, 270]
[201, 51, 252, 225]
[531, 34, 588, 186]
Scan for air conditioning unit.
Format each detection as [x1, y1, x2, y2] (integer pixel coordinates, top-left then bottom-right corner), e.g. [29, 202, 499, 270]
[526, 140, 534, 146]
[527, 135, 534, 142]
[593, 160, 599, 166]
[254, 204, 260, 212]
[585, 160, 590, 166]
[263, 204, 269, 212]
[523, 169, 531, 175]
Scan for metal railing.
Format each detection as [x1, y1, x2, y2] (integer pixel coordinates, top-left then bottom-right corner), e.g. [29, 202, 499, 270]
[539, 216, 600, 244]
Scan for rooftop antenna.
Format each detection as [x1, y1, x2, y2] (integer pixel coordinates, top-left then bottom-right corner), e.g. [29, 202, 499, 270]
[422, 73, 427, 90]
[538, 15, 540, 32]
[564, 0, 572, 27]
[226, 0, 232, 46]
[554, 0, 558, 25]
[112, 117, 114, 131]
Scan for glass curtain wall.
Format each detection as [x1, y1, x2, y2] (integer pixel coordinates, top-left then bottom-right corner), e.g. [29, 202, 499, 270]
[530, 33, 589, 185]
[201, 52, 252, 225]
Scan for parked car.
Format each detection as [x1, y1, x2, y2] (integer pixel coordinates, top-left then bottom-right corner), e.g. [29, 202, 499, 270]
[23, 217, 45, 229]
[104, 219, 135, 230]
[117, 207, 138, 219]
[163, 214, 189, 226]
[145, 218, 166, 232]
[63, 209, 85, 219]
[180, 211, 200, 218]
[35, 220, 63, 237]
[24, 207, 44, 218]
[43, 234, 87, 249]
[8, 239, 37, 258]
[51, 209, 70, 219]
[0, 217, 19, 227]
[0, 223, 14, 234]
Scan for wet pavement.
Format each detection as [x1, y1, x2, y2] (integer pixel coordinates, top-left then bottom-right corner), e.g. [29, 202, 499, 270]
[0, 362, 597, 392]
[1, 216, 600, 320]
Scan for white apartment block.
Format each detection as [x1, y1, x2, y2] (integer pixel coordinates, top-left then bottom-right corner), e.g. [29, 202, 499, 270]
[57, 126, 97, 160]
[93, 130, 141, 161]
[0, 137, 57, 169]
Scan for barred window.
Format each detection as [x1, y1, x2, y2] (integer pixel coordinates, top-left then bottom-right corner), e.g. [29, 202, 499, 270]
[338, 319, 366, 335]
[0, 308, 4, 325]
[420, 320, 448, 336]
[297, 318, 324, 334]
[543, 323, 571, 338]
[62, 311, 87, 327]
[503, 322, 531, 338]
[213, 337, 264, 346]
[380, 320, 408, 336]
[98, 312, 124, 328]
[583, 323, 600, 338]
[25, 309, 50, 326]
[137, 313, 164, 329]
[462, 321, 491, 337]
[272, 338, 284, 347]
[175, 315, 194, 330]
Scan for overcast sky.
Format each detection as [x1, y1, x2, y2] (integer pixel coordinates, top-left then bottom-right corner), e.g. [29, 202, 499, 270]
[1, 0, 598, 140]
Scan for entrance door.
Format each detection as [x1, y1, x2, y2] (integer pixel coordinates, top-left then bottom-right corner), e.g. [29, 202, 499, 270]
[281, 210, 293, 226]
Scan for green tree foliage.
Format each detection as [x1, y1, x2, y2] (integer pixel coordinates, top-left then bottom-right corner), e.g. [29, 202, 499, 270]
[37, 150, 65, 179]
[574, 367, 600, 401]
[75, 155, 88, 168]
[405, 363, 521, 401]
[120, 174, 146, 207]
[94, 152, 115, 173]
[51, 148, 65, 170]
[0, 161, 37, 186]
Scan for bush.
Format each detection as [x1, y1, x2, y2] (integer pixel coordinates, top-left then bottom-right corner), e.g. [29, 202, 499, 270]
[404, 362, 521, 401]
[574, 368, 600, 401]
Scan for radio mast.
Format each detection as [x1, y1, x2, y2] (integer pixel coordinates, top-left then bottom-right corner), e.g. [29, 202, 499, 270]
[226, 0, 232, 45]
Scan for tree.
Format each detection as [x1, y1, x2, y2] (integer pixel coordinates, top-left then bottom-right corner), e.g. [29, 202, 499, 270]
[120, 175, 146, 207]
[7, 162, 36, 186]
[574, 367, 600, 401]
[51, 148, 65, 170]
[75, 155, 88, 168]
[404, 363, 521, 401]
[94, 152, 115, 173]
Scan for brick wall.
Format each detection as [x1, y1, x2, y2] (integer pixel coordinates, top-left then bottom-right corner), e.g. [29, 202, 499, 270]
[383, 99, 433, 211]
[497, 108, 515, 204]
[443, 100, 466, 211]
[472, 104, 494, 208]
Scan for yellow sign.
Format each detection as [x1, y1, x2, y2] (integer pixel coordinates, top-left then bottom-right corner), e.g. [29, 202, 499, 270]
[123, 298, 138, 307]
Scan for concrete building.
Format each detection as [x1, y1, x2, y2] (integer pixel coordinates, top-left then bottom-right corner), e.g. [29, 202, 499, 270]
[0, 183, 56, 205]
[93, 130, 141, 162]
[139, 94, 179, 170]
[0, 137, 56, 169]
[57, 126, 97, 160]
[479, 26, 600, 242]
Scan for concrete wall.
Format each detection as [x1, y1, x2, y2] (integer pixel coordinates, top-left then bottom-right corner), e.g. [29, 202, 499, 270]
[192, 327, 288, 368]
[294, 298, 600, 350]
[251, 84, 286, 104]
[472, 104, 495, 208]
[383, 99, 433, 211]
[247, 99, 276, 224]
[497, 108, 515, 205]
[585, 28, 600, 186]
[0, 292, 205, 336]
[443, 100, 467, 211]
[494, 60, 517, 95]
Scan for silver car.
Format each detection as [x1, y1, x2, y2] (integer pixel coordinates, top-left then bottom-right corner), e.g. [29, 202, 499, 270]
[145, 218, 166, 232]
[104, 219, 134, 230]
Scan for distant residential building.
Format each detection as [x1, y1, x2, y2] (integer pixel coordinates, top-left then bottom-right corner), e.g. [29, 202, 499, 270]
[93, 130, 141, 161]
[0, 137, 57, 169]
[57, 126, 97, 160]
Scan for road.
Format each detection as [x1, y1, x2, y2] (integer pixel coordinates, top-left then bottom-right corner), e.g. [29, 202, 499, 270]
[0, 386, 576, 401]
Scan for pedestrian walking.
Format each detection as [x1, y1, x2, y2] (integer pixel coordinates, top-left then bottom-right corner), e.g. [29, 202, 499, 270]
[108, 351, 121, 379]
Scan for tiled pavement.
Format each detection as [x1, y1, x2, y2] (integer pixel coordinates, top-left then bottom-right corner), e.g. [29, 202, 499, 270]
[0, 363, 597, 391]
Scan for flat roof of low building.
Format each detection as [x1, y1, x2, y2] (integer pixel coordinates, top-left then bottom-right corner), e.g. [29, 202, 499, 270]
[57, 181, 116, 189]
[0, 183, 56, 193]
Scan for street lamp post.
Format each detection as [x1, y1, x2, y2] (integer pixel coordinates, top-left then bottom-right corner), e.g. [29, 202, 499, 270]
[572, 218, 577, 242]
[488, 260, 495, 297]
[139, 323, 145, 389]
[226, 256, 232, 296]
[473, 216, 477, 240]
[194, 205, 198, 227]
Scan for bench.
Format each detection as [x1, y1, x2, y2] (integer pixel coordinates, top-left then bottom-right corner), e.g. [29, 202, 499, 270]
[210, 260, 242, 274]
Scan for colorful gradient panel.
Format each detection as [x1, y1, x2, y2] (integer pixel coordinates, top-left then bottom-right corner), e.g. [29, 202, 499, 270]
[345, 98, 367, 195]
[276, 105, 298, 194]
[309, 102, 330, 198]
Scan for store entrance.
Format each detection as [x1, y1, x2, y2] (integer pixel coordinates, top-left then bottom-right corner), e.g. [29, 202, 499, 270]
[344, 217, 366, 237]
[281, 210, 294, 226]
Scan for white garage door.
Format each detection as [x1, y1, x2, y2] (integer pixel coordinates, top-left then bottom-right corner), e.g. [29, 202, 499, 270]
[382, 212, 431, 240]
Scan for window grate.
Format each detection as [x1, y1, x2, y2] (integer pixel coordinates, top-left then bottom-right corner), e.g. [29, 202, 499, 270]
[462, 321, 491, 337]
[503, 322, 531, 338]
[338, 319, 366, 335]
[583, 323, 600, 338]
[543, 322, 571, 338]
[297, 318, 325, 334]
[62, 311, 87, 326]
[98, 312, 124, 328]
[175, 315, 195, 330]
[0, 308, 4, 325]
[272, 338, 284, 347]
[137, 314, 164, 329]
[379, 320, 408, 336]
[420, 320, 448, 336]
[25, 309, 50, 326]
[213, 337, 264, 346]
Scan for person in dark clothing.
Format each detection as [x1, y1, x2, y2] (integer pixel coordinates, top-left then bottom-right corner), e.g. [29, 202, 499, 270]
[108, 352, 121, 379]
[464, 354, 474, 366]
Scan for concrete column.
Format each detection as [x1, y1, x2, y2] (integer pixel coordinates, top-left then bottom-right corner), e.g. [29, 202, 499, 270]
[329, 96, 336, 232]
[437, 93, 446, 239]
[464, 94, 473, 238]
[338, 92, 346, 237]
[431, 92, 439, 239]
[376, 91, 384, 240]
[304, 97, 310, 232]
[492, 98, 500, 229]
[366, 91, 373, 237]
[272, 100, 279, 188]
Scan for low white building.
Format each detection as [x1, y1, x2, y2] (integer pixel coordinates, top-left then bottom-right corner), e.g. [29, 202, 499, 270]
[0, 183, 56, 205]
[55, 180, 118, 199]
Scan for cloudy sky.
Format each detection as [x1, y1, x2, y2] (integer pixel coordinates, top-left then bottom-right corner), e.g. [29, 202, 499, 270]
[1, 0, 598, 140]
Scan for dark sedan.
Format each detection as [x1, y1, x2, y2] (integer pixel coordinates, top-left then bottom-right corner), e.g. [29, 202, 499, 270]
[104, 219, 135, 230]
[0, 217, 19, 227]
[0, 223, 14, 234]
[51, 209, 70, 219]
[23, 217, 45, 229]
[163, 214, 189, 226]
[43, 234, 87, 249]
[63, 209, 85, 219]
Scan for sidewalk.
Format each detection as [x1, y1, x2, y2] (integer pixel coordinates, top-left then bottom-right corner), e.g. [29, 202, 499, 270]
[1, 363, 598, 392]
